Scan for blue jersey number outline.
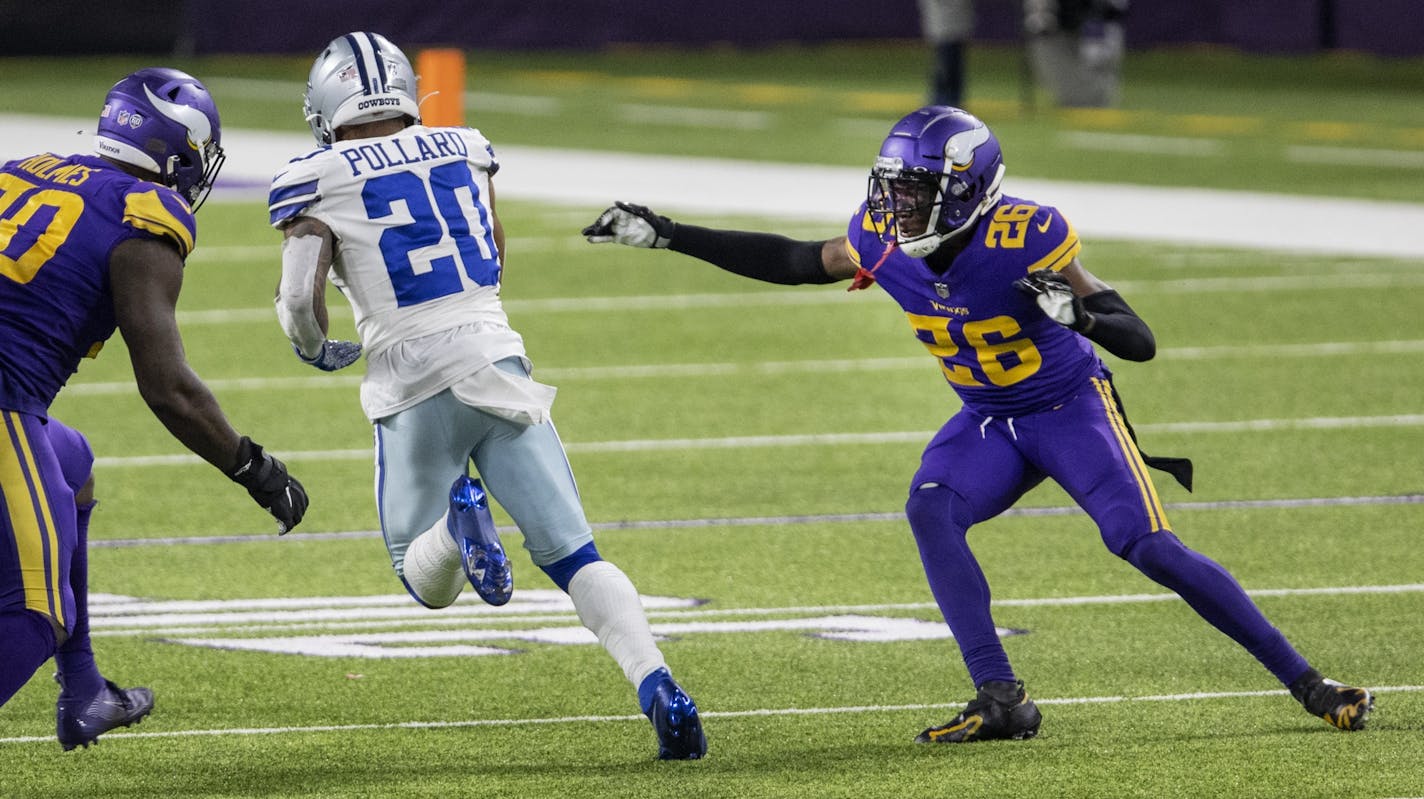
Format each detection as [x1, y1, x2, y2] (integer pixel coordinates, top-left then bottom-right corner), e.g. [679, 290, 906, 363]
[362, 160, 500, 307]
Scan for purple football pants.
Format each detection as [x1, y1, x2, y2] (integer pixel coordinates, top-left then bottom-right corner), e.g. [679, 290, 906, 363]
[0, 413, 98, 706]
[905, 375, 1309, 690]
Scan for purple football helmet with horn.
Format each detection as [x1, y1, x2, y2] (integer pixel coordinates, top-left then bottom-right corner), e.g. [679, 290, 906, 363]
[867, 105, 1006, 257]
[94, 67, 226, 210]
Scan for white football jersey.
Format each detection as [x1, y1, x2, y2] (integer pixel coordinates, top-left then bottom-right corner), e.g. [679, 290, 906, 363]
[270, 126, 544, 421]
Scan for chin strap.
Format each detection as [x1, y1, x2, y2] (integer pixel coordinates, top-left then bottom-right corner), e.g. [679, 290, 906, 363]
[849, 241, 898, 291]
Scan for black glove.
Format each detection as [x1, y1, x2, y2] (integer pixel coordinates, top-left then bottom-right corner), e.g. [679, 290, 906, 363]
[226, 436, 308, 535]
[582, 201, 675, 248]
[1013, 270, 1089, 331]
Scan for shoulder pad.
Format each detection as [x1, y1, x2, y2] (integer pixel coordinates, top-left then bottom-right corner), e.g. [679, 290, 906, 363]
[122, 186, 196, 257]
[268, 157, 323, 228]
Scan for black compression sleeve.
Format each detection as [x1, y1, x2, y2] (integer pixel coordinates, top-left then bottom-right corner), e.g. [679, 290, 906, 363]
[1078, 290, 1156, 362]
[668, 223, 838, 285]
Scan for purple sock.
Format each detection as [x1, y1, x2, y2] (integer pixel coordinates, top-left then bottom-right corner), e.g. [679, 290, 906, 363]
[0, 610, 56, 706]
[55, 501, 103, 701]
[906, 486, 1017, 688]
[1122, 531, 1310, 685]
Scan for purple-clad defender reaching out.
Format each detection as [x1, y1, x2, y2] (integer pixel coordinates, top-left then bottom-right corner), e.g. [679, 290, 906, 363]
[0, 68, 308, 748]
[583, 105, 1372, 741]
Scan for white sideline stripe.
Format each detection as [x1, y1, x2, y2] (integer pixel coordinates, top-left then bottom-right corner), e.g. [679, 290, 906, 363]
[8, 115, 1424, 258]
[1, 685, 1418, 747]
[87, 414, 1424, 468]
[59, 340, 1424, 397]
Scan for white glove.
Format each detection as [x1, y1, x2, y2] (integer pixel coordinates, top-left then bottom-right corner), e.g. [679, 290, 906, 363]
[296, 339, 362, 371]
[1013, 271, 1088, 330]
[582, 202, 674, 248]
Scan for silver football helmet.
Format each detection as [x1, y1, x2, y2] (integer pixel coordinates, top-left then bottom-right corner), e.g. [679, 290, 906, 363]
[303, 31, 420, 145]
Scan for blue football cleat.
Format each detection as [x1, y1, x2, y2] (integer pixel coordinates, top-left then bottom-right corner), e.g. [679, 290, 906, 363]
[447, 476, 513, 606]
[56, 677, 154, 750]
[640, 669, 707, 760]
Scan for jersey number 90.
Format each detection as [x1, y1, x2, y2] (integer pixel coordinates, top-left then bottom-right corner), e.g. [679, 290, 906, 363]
[363, 161, 500, 307]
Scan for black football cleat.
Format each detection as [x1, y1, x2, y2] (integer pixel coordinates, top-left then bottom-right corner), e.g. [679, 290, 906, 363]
[56, 678, 154, 750]
[916, 679, 1041, 743]
[1289, 669, 1373, 731]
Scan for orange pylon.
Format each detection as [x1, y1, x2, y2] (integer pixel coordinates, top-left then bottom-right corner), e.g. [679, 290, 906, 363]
[416, 48, 466, 127]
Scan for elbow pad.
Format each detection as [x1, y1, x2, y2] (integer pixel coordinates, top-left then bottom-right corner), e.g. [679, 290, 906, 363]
[276, 234, 326, 359]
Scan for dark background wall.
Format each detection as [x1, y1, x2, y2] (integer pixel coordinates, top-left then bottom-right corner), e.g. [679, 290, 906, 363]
[2, 0, 1421, 57]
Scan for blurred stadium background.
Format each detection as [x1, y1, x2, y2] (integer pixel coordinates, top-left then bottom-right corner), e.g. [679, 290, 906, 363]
[3, 0, 1422, 56]
[2, 4, 1422, 798]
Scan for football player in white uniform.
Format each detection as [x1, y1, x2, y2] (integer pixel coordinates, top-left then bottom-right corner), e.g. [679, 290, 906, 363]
[267, 32, 705, 760]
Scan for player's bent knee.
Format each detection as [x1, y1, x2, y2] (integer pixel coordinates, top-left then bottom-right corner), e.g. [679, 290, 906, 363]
[905, 482, 971, 539]
[1119, 530, 1185, 576]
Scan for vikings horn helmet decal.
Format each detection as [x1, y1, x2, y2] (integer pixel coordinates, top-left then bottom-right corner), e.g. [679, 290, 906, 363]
[94, 67, 226, 209]
[867, 105, 1006, 258]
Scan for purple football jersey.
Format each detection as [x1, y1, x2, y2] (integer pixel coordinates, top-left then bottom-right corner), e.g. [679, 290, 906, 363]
[0, 153, 197, 416]
[845, 195, 1100, 416]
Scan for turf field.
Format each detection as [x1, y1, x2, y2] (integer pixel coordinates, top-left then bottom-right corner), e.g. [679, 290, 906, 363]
[1, 44, 1423, 799]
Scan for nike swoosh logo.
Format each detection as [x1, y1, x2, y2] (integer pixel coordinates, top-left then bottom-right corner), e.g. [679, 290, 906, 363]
[1036, 214, 1053, 233]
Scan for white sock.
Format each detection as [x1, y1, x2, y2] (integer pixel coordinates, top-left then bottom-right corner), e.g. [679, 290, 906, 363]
[567, 560, 667, 688]
[400, 513, 464, 608]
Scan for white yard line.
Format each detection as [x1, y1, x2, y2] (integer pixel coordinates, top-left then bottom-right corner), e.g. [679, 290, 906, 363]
[87, 493, 1424, 550]
[1058, 131, 1226, 157]
[1286, 144, 1424, 170]
[1, 685, 1418, 746]
[57, 339, 1424, 397]
[82, 582, 1424, 636]
[85, 414, 1424, 468]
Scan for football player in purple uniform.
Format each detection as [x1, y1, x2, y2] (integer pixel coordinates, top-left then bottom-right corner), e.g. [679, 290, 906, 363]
[584, 105, 1372, 741]
[0, 68, 308, 748]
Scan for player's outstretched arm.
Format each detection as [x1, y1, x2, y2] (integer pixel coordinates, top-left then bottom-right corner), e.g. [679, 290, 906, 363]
[583, 201, 856, 284]
[111, 237, 309, 533]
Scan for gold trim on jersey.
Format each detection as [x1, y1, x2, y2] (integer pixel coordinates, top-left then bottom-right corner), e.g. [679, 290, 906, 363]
[123, 190, 195, 257]
[1025, 219, 1081, 274]
[843, 235, 862, 268]
[0, 411, 64, 626]
[1090, 378, 1170, 532]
